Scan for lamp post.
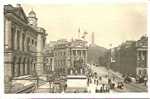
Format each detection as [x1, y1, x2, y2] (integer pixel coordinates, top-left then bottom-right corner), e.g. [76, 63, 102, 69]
[108, 44, 112, 85]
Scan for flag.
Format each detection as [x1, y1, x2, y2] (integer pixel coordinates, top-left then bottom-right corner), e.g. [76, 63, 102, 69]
[81, 35, 85, 39]
[84, 31, 88, 35]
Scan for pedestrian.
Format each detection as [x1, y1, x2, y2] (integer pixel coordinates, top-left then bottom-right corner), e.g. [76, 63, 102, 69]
[99, 76, 102, 80]
[120, 82, 124, 89]
[97, 84, 102, 93]
[102, 84, 105, 92]
[100, 86, 103, 93]
[109, 78, 111, 83]
[103, 84, 106, 92]
[96, 79, 99, 86]
[144, 76, 148, 86]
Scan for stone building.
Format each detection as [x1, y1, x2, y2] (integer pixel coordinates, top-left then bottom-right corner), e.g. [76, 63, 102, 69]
[43, 42, 56, 74]
[110, 41, 137, 76]
[54, 39, 88, 75]
[136, 36, 148, 77]
[27, 8, 47, 76]
[4, 4, 47, 93]
[108, 35, 148, 77]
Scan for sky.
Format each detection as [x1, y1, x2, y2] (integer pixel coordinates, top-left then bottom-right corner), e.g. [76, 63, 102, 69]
[22, 2, 147, 48]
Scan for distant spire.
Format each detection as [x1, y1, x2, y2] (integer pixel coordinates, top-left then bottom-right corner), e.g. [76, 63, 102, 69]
[78, 28, 80, 39]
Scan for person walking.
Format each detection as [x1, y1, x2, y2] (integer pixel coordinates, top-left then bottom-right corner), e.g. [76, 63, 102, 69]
[144, 76, 148, 86]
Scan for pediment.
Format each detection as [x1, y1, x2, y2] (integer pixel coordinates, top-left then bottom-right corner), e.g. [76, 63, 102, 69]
[15, 7, 28, 23]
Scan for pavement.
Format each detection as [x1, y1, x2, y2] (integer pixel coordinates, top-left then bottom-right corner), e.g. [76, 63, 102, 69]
[89, 64, 148, 93]
[124, 83, 147, 92]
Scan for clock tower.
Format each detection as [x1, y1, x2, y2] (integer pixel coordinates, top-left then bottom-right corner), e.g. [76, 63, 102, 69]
[28, 9, 38, 27]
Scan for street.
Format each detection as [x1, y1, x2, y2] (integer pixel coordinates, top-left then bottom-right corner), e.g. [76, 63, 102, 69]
[32, 64, 148, 93]
[89, 65, 148, 93]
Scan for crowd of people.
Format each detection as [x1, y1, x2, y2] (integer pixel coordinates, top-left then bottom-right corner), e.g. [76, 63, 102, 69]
[87, 72, 110, 93]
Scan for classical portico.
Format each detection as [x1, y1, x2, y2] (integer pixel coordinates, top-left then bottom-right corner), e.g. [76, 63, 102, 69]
[4, 4, 47, 93]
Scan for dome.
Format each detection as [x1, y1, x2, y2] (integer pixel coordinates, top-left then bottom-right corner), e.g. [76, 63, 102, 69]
[28, 9, 36, 17]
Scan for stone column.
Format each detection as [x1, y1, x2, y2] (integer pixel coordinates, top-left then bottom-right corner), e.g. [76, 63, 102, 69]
[30, 58, 33, 74]
[20, 64, 23, 76]
[19, 29, 23, 51]
[14, 63, 18, 77]
[52, 58, 54, 71]
[72, 50, 74, 68]
[137, 50, 139, 66]
[85, 50, 87, 64]
[81, 50, 83, 57]
[5, 18, 12, 49]
[20, 58, 24, 76]
[14, 29, 18, 50]
[23, 63, 25, 75]
[27, 59, 30, 75]
[36, 34, 44, 76]
[25, 62, 28, 75]
[75, 50, 77, 56]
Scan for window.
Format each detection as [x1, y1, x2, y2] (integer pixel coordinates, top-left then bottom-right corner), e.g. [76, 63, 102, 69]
[35, 41, 37, 47]
[73, 50, 76, 56]
[83, 50, 86, 56]
[27, 38, 30, 51]
[32, 39, 34, 45]
[64, 52, 66, 56]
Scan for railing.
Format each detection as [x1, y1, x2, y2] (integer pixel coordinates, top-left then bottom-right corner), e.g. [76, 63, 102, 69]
[15, 83, 36, 93]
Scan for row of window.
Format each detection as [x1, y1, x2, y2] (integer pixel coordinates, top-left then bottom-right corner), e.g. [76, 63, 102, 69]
[54, 50, 87, 57]
[54, 60, 66, 67]
[54, 51, 66, 57]
[12, 26, 37, 51]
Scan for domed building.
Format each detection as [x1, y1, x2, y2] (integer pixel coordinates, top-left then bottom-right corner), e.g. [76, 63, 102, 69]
[28, 9, 38, 26]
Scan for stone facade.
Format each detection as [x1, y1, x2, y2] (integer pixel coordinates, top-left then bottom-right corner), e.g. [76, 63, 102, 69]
[4, 4, 47, 93]
[108, 35, 148, 77]
[136, 36, 148, 77]
[43, 42, 56, 74]
[54, 39, 88, 75]
[110, 41, 137, 76]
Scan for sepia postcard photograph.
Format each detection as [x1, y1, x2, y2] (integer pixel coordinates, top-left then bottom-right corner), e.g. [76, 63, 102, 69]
[0, 0, 149, 98]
